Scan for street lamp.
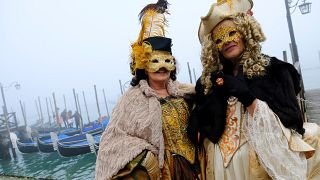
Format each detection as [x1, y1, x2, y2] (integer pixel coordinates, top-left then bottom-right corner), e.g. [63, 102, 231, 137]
[299, 0, 312, 14]
[284, 0, 312, 120]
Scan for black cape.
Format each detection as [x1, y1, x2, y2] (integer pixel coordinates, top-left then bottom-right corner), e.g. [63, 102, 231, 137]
[187, 56, 304, 144]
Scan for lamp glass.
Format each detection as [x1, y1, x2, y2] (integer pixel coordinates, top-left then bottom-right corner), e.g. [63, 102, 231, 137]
[299, 2, 311, 14]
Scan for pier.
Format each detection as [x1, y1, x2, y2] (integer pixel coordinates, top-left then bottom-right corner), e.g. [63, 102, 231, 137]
[0, 112, 19, 159]
[305, 88, 320, 124]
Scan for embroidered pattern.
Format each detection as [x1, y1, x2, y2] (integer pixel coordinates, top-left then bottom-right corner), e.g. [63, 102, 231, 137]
[161, 97, 195, 164]
[219, 97, 242, 167]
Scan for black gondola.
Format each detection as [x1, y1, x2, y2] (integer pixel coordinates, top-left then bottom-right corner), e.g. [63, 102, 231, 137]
[16, 138, 39, 153]
[37, 133, 69, 153]
[56, 133, 101, 157]
[37, 122, 105, 153]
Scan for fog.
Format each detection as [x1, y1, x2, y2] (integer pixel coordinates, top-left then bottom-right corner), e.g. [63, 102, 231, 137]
[1, 0, 319, 125]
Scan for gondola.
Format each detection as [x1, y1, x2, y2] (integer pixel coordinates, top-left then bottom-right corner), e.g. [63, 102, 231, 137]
[55, 118, 109, 157]
[37, 119, 107, 153]
[56, 132, 101, 157]
[36, 127, 81, 153]
[16, 138, 39, 153]
[37, 127, 80, 138]
[37, 134, 69, 153]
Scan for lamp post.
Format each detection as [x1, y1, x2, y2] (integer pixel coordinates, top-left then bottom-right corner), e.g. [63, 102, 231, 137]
[0, 81, 21, 158]
[284, 0, 312, 119]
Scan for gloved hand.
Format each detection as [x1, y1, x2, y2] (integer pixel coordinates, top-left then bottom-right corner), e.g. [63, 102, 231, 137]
[210, 72, 256, 107]
[140, 151, 161, 180]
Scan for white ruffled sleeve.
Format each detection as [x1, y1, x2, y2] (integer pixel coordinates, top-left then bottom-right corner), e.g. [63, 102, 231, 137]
[243, 100, 307, 180]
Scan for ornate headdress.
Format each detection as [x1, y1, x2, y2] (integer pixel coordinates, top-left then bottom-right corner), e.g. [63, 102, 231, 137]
[130, 0, 175, 76]
[198, 0, 269, 94]
[198, 0, 253, 44]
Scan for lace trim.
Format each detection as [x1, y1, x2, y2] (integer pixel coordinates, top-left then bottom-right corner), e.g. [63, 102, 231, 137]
[243, 100, 307, 180]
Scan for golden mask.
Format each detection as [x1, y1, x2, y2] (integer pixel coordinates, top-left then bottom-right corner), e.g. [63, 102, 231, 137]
[212, 26, 241, 51]
[146, 51, 175, 72]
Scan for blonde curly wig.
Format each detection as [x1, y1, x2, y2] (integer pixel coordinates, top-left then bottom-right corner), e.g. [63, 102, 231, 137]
[200, 12, 270, 94]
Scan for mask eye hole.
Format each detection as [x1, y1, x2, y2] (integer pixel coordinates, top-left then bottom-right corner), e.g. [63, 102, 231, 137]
[151, 59, 159, 63]
[165, 59, 171, 63]
[215, 39, 222, 45]
[229, 30, 237, 37]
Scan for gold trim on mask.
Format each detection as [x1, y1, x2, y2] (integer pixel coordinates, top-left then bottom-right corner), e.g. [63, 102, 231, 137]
[212, 26, 241, 51]
[146, 51, 175, 72]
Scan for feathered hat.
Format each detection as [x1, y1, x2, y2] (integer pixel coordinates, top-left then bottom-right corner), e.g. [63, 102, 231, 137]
[198, 0, 253, 44]
[130, 0, 175, 75]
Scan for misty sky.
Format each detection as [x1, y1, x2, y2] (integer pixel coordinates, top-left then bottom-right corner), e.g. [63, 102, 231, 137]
[1, 0, 319, 125]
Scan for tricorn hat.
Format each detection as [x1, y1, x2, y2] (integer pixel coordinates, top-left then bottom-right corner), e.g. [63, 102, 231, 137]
[198, 0, 253, 44]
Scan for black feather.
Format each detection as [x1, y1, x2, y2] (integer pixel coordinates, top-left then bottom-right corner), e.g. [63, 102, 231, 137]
[138, 0, 169, 21]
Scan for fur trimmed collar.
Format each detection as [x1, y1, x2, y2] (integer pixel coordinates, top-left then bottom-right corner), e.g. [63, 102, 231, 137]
[95, 79, 194, 180]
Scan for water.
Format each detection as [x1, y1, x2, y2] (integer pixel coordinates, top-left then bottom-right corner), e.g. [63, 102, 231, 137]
[0, 150, 96, 179]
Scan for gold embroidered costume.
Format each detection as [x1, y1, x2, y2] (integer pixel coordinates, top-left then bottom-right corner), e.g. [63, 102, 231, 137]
[160, 97, 198, 179]
[96, 0, 201, 179]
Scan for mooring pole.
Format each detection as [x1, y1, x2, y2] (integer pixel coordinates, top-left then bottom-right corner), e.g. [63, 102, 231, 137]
[45, 98, 52, 126]
[19, 100, 27, 126]
[94, 85, 104, 130]
[0, 85, 16, 158]
[102, 89, 110, 117]
[82, 91, 90, 123]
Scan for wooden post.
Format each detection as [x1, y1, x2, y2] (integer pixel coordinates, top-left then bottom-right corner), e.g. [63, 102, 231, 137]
[19, 100, 27, 126]
[45, 98, 52, 126]
[63, 95, 67, 111]
[289, 43, 295, 64]
[12, 112, 18, 129]
[35, 100, 41, 124]
[38, 96, 44, 127]
[73, 88, 82, 132]
[187, 62, 192, 84]
[76, 93, 83, 128]
[0, 85, 16, 158]
[1, 86, 10, 134]
[49, 98, 55, 126]
[23, 102, 27, 124]
[82, 91, 90, 123]
[119, 80, 124, 95]
[52, 92, 60, 129]
[76, 94, 82, 118]
[102, 89, 110, 117]
[94, 85, 104, 130]
[73, 89, 79, 112]
[283, 51, 288, 62]
[193, 68, 197, 84]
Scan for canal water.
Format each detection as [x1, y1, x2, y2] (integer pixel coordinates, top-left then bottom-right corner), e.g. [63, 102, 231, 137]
[0, 149, 96, 179]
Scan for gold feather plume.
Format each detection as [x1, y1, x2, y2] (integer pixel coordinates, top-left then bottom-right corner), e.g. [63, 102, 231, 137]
[131, 0, 169, 75]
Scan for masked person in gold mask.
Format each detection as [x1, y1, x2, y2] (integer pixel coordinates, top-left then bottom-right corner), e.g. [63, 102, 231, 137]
[187, 0, 320, 179]
[95, 1, 201, 179]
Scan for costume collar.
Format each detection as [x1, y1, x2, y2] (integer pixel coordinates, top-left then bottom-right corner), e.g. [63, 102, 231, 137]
[139, 79, 183, 98]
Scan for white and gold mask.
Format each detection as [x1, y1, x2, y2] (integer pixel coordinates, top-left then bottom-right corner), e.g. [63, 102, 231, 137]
[212, 26, 242, 51]
[146, 51, 175, 72]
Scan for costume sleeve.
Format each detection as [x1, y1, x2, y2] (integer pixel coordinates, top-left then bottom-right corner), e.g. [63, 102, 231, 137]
[243, 100, 307, 180]
[187, 79, 228, 144]
[95, 89, 159, 180]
